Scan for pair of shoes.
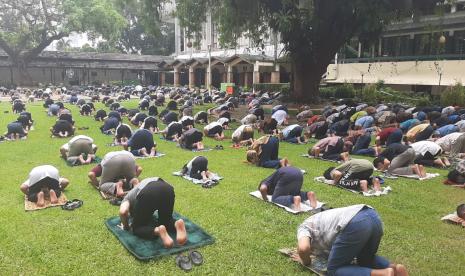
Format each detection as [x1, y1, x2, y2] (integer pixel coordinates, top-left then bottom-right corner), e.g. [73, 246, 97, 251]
[176, 251, 203, 271]
[62, 199, 83, 210]
[202, 181, 213, 188]
[214, 145, 224, 150]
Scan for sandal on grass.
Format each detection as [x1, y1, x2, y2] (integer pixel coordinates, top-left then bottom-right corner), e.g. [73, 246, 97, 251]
[109, 198, 122, 206]
[61, 199, 83, 210]
[175, 254, 192, 271]
[189, 251, 203, 266]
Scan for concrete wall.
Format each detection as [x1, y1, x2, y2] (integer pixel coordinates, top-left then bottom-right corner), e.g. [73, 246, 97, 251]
[0, 67, 147, 86]
[326, 60, 465, 87]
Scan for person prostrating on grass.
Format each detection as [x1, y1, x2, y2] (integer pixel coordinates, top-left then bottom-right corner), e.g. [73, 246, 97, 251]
[373, 143, 426, 178]
[119, 178, 187, 248]
[323, 159, 381, 193]
[20, 165, 70, 207]
[124, 128, 157, 158]
[247, 135, 289, 169]
[97, 151, 141, 198]
[295, 205, 409, 276]
[259, 166, 317, 210]
[60, 135, 97, 165]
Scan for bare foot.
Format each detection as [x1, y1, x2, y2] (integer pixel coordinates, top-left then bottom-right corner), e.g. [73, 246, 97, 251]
[293, 196, 302, 211]
[155, 225, 174, 248]
[116, 181, 125, 198]
[175, 219, 188, 246]
[371, 267, 394, 276]
[340, 152, 349, 162]
[36, 191, 45, 207]
[395, 264, 409, 276]
[280, 158, 290, 167]
[307, 191, 317, 208]
[49, 190, 58, 204]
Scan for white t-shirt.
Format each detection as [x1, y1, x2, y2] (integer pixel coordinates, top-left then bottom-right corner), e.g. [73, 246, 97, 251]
[217, 117, 229, 126]
[204, 122, 221, 131]
[232, 125, 247, 140]
[271, 110, 288, 126]
[26, 165, 60, 187]
[411, 141, 442, 156]
[282, 124, 300, 138]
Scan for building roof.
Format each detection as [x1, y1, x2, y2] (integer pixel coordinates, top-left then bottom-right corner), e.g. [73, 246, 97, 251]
[0, 50, 172, 63]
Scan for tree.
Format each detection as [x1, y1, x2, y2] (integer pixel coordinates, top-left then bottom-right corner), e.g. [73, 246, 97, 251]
[170, 0, 442, 102]
[112, 0, 175, 55]
[0, 0, 126, 84]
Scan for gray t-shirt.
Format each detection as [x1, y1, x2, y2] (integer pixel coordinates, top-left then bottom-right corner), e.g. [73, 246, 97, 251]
[335, 159, 374, 174]
[297, 204, 371, 258]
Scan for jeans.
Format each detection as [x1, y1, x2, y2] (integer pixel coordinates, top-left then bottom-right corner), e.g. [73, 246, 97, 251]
[260, 136, 281, 169]
[386, 129, 403, 146]
[323, 139, 344, 161]
[327, 208, 390, 276]
[352, 134, 375, 156]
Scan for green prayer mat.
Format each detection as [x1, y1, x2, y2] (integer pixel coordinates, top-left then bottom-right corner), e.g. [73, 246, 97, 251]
[65, 156, 102, 167]
[105, 212, 215, 260]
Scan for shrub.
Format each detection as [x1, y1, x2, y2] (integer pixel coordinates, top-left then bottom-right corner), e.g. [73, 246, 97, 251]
[319, 86, 336, 98]
[441, 83, 465, 107]
[360, 84, 379, 104]
[253, 83, 290, 93]
[334, 83, 355, 98]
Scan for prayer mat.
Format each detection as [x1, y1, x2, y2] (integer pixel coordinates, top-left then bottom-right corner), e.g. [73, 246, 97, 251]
[279, 248, 327, 276]
[172, 171, 222, 185]
[249, 191, 325, 214]
[380, 172, 440, 181]
[300, 154, 341, 163]
[313, 177, 392, 197]
[105, 212, 215, 260]
[65, 156, 102, 167]
[24, 193, 68, 211]
[441, 213, 465, 227]
[134, 152, 166, 159]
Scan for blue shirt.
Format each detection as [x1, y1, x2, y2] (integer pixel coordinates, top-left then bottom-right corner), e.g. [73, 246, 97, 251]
[400, 119, 419, 132]
[436, 124, 459, 137]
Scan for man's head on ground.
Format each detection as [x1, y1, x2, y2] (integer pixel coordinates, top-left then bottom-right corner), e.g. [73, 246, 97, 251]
[373, 157, 390, 171]
[324, 167, 336, 180]
[457, 204, 465, 220]
[246, 150, 259, 164]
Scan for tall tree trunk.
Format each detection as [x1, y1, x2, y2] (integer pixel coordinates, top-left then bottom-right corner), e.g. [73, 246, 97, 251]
[291, 58, 326, 104]
[15, 58, 33, 86]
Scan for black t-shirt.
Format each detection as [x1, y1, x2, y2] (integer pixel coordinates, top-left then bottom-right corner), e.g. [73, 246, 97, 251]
[95, 109, 107, 119]
[181, 128, 203, 149]
[59, 113, 74, 124]
[108, 111, 122, 122]
[116, 124, 132, 139]
[163, 111, 178, 125]
[166, 122, 183, 139]
[134, 113, 148, 125]
[128, 129, 154, 151]
[53, 120, 73, 133]
[143, 116, 158, 129]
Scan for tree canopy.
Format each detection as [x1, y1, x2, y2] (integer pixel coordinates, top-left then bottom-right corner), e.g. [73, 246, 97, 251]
[0, 0, 126, 83]
[172, 0, 443, 102]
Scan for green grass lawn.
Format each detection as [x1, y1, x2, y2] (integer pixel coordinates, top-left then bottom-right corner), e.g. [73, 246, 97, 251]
[0, 100, 464, 275]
